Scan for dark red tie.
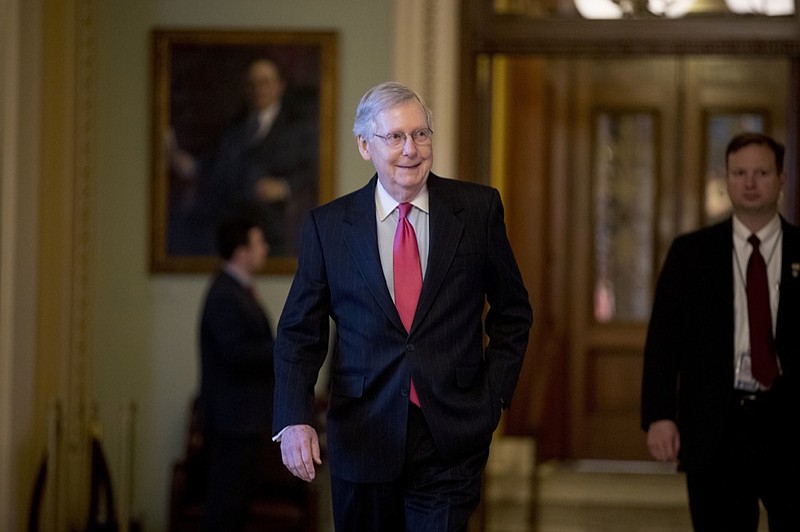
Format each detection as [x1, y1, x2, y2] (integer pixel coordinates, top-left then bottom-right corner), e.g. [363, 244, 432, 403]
[393, 203, 422, 407]
[747, 234, 779, 387]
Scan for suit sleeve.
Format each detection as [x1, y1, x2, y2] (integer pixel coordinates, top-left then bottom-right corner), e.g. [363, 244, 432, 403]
[272, 212, 331, 435]
[483, 189, 533, 408]
[640, 240, 685, 430]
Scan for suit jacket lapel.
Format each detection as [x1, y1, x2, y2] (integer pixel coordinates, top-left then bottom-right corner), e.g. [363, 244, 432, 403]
[341, 173, 466, 335]
[412, 175, 464, 332]
[780, 216, 800, 279]
[777, 217, 800, 344]
[714, 219, 736, 361]
[343, 176, 407, 332]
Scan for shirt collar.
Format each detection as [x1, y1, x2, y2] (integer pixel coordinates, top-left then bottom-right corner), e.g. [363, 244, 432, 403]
[375, 178, 429, 221]
[223, 261, 253, 288]
[257, 102, 281, 128]
[732, 213, 781, 245]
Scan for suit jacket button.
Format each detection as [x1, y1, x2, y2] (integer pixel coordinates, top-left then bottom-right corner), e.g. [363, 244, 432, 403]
[400, 386, 409, 397]
[406, 344, 415, 351]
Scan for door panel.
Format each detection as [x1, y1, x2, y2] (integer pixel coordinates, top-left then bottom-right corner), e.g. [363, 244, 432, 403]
[571, 58, 679, 460]
[497, 56, 791, 461]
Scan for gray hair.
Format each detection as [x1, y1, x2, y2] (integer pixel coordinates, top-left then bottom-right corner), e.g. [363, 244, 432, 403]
[352, 81, 433, 139]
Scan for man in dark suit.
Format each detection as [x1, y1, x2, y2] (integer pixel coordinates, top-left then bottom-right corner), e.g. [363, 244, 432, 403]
[641, 132, 800, 531]
[272, 82, 533, 531]
[198, 214, 274, 531]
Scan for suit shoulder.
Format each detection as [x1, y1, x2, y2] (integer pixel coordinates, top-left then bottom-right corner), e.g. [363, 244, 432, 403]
[203, 271, 241, 300]
[781, 217, 800, 237]
[671, 219, 730, 247]
[428, 175, 500, 213]
[661, 221, 731, 274]
[310, 178, 373, 216]
[430, 174, 495, 195]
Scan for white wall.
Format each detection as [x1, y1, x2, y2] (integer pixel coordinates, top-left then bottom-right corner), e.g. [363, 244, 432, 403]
[92, 1, 395, 529]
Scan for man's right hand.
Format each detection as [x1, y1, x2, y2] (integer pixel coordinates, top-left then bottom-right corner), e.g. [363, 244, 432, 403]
[646, 419, 680, 462]
[279, 424, 322, 482]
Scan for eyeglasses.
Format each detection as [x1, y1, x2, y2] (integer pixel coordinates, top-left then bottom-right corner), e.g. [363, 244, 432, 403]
[372, 128, 433, 148]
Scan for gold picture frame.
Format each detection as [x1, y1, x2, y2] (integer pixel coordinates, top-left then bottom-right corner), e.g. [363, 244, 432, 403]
[150, 29, 337, 273]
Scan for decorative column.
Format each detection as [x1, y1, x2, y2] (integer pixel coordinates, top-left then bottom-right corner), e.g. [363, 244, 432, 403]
[392, 0, 460, 178]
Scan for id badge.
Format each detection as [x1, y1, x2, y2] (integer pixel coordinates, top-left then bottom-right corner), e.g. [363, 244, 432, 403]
[735, 350, 759, 392]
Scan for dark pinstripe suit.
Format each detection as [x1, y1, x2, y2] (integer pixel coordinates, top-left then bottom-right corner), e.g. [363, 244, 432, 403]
[273, 173, 532, 487]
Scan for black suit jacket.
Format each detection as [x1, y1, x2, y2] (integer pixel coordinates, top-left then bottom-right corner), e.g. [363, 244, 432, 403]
[199, 271, 275, 435]
[641, 217, 800, 471]
[273, 174, 533, 483]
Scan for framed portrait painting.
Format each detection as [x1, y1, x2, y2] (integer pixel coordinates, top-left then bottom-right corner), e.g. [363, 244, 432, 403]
[150, 29, 338, 273]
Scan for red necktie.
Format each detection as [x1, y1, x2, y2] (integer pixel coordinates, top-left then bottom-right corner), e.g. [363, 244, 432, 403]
[393, 203, 422, 407]
[747, 234, 779, 387]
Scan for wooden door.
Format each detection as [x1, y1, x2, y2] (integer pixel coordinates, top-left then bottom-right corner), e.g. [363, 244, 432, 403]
[497, 56, 791, 461]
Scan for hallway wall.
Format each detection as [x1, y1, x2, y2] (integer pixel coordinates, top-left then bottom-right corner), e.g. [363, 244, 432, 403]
[91, 1, 394, 529]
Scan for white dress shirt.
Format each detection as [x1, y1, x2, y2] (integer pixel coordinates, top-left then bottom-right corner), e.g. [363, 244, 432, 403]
[375, 179, 430, 298]
[732, 214, 782, 390]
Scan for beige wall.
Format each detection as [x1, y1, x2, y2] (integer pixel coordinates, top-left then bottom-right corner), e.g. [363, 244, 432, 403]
[91, 1, 395, 530]
[2, 0, 461, 528]
[2, 0, 51, 528]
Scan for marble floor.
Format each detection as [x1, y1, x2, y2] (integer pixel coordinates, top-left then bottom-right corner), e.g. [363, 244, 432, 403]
[315, 436, 768, 532]
[484, 437, 690, 532]
[482, 437, 768, 532]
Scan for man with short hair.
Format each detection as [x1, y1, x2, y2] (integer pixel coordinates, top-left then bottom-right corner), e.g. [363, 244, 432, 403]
[198, 215, 274, 531]
[273, 82, 533, 531]
[642, 132, 800, 531]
